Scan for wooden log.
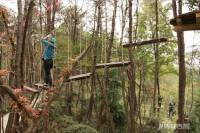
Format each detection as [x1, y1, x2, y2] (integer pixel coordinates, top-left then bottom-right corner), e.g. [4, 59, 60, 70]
[67, 73, 91, 82]
[173, 23, 200, 32]
[0, 44, 8, 47]
[34, 83, 49, 90]
[123, 38, 167, 48]
[23, 86, 40, 93]
[96, 61, 131, 69]
[0, 85, 19, 102]
[170, 11, 200, 31]
[170, 11, 200, 26]
[0, 85, 40, 119]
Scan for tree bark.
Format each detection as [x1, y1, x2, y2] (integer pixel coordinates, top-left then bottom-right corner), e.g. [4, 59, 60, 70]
[46, 0, 52, 32]
[1, 12, 15, 86]
[104, 0, 117, 132]
[153, 0, 160, 113]
[172, 0, 186, 132]
[73, 0, 78, 45]
[52, 0, 58, 31]
[15, 0, 23, 88]
[6, 1, 35, 132]
[127, 0, 137, 132]
[20, 0, 35, 87]
[87, 2, 99, 119]
[119, 0, 128, 132]
[5, 0, 23, 132]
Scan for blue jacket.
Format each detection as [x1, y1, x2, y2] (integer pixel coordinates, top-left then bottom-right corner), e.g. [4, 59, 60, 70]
[41, 38, 56, 60]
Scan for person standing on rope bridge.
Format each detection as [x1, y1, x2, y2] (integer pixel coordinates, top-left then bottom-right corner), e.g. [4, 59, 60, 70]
[41, 30, 56, 87]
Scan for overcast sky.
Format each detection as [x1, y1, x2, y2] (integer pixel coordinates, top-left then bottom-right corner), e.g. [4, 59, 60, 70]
[0, 0, 200, 52]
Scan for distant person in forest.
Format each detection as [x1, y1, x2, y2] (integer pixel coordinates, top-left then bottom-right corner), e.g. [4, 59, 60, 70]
[41, 30, 56, 87]
[168, 100, 176, 118]
[158, 95, 163, 108]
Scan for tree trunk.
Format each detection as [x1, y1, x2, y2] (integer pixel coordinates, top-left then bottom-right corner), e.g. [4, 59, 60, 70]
[119, 1, 129, 131]
[15, 0, 23, 88]
[5, 0, 23, 132]
[6, 1, 35, 132]
[52, 0, 58, 31]
[104, 0, 117, 132]
[26, 5, 34, 87]
[1, 12, 15, 86]
[20, 0, 35, 87]
[172, 0, 186, 132]
[154, 0, 160, 113]
[39, 0, 43, 33]
[127, 0, 137, 132]
[190, 52, 194, 112]
[87, 2, 99, 119]
[73, 0, 78, 45]
[46, 0, 52, 32]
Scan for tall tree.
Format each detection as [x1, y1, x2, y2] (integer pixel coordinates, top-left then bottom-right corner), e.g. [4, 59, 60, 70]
[104, 0, 118, 132]
[20, 0, 35, 87]
[118, 0, 129, 132]
[46, 0, 58, 32]
[153, 0, 160, 113]
[5, 1, 35, 133]
[172, 0, 186, 132]
[14, 0, 23, 88]
[46, 0, 52, 32]
[87, 0, 101, 119]
[127, 0, 137, 132]
[5, 0, 24, 132]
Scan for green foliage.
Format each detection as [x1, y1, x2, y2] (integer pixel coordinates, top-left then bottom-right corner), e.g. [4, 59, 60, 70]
[55, 31, 93, 69]
[108, 70, 126, 129]
[57, 115, 77, 128]
[184, 0, 198, 10]
[135, 0, 177, 82]
[63, 124, 98, 133]
[49, 99, 65, 119]
[143, 117, 160, 133]
[143, 116, 169, 133]
[191, 89, 200, 132]
[48, 115, 98, 133]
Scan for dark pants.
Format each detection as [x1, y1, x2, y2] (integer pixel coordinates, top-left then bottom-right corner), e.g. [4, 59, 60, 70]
[43, 59, 53, 86]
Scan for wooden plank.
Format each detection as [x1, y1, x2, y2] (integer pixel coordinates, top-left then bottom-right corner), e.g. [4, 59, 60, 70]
[170, 11, 199, 26]
[0, 44, 8, 47]
[123, 38, 167, 48]
[96, 61, 131, 69]
[34, 83, 49, 90]
[170, 11, 200, 31]
[23, 85, 40, 93]
[67, 73, 91, 82]
[173, 23, 200, 32]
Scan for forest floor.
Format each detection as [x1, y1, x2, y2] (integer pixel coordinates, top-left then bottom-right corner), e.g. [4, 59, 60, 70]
[0, 73, 191, 133]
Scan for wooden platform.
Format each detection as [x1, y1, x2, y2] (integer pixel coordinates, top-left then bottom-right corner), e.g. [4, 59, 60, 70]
[34, 83, 50, 90]
[67, 73, 91, 82]
[170, 11, 200, 31]
[23, 85, 40, 93]
[123, 38, 167, 48]
[96, 61, 131, 69]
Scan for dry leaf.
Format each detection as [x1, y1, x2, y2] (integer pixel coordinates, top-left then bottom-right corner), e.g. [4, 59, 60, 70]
[0, 69, 9, 76]
[32, 110, 41, 119]
[24, 105, 33, 112]
[13, 89, 22, 96]
[19, 96, 30, 105]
